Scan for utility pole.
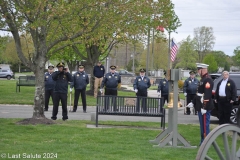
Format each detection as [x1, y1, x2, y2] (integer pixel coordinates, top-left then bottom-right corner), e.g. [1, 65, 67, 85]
[146, 28, 150, 75]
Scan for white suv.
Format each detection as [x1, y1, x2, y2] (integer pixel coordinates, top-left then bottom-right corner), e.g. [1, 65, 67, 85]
[0, 68, 14, 80]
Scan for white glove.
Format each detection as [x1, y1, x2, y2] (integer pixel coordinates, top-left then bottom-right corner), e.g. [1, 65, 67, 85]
[187, 102, 193, 108]
[100, 89, 103, 93]
[201, 97, 203, 103]
[201, 108, 207, 115]
[134, 89, 138, 93]
[70, 88, 72, 92]
[157, 92, 161, 96]
[184, 93, 187, 97]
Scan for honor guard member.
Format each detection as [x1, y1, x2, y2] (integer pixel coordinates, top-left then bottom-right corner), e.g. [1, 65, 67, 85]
[100, 65, 121, 95]
[183, 70, 199, 115]
[215, 71, 237, 124]
[51, 62, 73, 121]
[194, 63, 214, 145]
[70, 64, 89, 113]
[93, 61, 105, 98]
[133, 68, 151, 112]
[157, 71, 169, 104]
[100, 65, 121, 111]
[44, 65, 55, 111]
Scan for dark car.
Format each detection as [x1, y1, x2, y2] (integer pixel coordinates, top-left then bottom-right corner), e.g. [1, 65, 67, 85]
[117, 69, 135, 76]
[209, 73, 221, 81]
[211, 73, 240, 124]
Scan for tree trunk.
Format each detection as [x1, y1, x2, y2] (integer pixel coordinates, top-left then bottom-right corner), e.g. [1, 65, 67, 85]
[32, 53, 46, 119]
[84, 62, 94, 95]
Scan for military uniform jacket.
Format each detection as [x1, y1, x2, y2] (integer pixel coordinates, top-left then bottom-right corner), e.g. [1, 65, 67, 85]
[52, 71, 73, 94]
[71, 71, 89, 90]
[183, 77, 199, 94]
[215, 78, 237, 102]
[44, 72, 55, 90]
[101, 72, 121, 90]
[157, 78, 169, 95]
[194, 73, 214, 111]
[133, 76, 151, 91]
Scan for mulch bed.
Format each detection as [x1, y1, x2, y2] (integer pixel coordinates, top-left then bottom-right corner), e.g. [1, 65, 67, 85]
[16, 118, 56, 125]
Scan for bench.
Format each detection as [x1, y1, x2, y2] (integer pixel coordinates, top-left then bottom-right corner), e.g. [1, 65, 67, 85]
[96, 95, 166, 129]
[16, 76, 35, 92]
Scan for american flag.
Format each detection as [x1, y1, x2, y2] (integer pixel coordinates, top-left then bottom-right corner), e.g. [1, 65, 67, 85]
[170, 39, 178, 62]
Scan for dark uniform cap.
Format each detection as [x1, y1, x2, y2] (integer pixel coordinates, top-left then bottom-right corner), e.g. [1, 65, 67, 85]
[189, 70, 196, 75]
[56, 62, 65, 67]
[79, 64, 85, 69]
[48, 65, 54, 69]
[110, 65, 116, 70]
[139, 68, 146, 72]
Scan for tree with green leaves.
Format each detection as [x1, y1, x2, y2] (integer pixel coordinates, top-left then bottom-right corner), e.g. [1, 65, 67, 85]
[203, 54, 218, 73]
[0, 0, 180, 122]
[49, 0, 180, 95]
[0, 36, 10, 63]
[193, 26, 215, 63]
[0, 1, 95, 120]
[174, 36, 198, 70]
[210, 51, 228, 68]
[232, 46, 240, 66]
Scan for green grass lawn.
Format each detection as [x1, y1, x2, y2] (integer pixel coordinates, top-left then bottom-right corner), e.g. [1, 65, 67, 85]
[0, 119, 237, 160]
[0, 79, 136, 105]
[0, 79, 184, 105]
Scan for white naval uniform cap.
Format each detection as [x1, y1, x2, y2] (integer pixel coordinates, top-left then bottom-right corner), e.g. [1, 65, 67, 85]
[196, 63, 209, 70]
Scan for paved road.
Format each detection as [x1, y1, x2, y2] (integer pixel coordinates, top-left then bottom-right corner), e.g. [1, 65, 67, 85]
[0, 85, 219, 124]
[0, 104, 219, 125]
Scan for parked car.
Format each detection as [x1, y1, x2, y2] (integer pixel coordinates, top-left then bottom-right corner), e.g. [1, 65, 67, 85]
[117, 69, 135, 76]
[210, 73, 240, 124]
[0, 68, 14, 80]
[209, 73, 221, 81]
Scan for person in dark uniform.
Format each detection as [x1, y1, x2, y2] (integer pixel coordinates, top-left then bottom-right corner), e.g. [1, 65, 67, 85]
[215, 71, 237, 124]
[183, 70, 199, 115]
[133, 68, 151, 112]
[194, 63, 214, 145]
[70, 64, 89, 113]
[100, 65, 121, 111]
[44, 65, 55, 111]
[51, 62, 73, 121]
[93, 61, 105, 98]
[157, 71, 169, 104]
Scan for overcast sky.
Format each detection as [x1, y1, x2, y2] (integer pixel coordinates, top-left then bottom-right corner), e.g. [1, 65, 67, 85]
[171, 0, 240, 56]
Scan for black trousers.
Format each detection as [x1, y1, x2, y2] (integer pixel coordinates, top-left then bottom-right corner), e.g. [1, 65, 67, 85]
[104, 88, 117, 111]
[186, 94, 196, 114]
[161, 94, 168, 104]
[218, 97, 233, 124]
[136, 90, 147, 112]
[105, 88, 117, 96]
[73, 89, 87, 111]
[52, 92, 68, 120]
[45, 89, 53, 109]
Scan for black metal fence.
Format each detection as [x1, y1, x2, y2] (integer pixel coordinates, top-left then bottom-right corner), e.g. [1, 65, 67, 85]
[96, 96, 165, 128]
